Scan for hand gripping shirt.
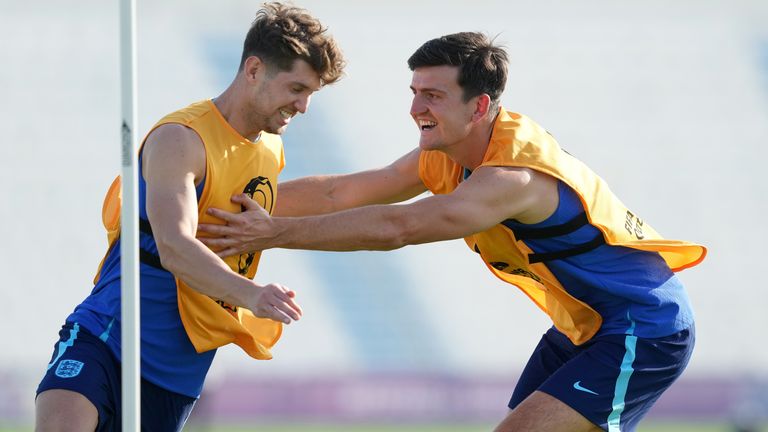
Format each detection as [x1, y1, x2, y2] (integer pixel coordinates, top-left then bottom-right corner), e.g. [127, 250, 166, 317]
[418, 109, 706, 345]
[69, 100, 285, 396]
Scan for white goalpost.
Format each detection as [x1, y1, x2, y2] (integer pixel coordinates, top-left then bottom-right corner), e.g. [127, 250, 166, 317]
[119, 0, 141, 430]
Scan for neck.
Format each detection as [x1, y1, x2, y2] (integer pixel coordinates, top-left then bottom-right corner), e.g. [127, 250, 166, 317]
[447, 109, 499, 170]
[212, 80, 261, 141]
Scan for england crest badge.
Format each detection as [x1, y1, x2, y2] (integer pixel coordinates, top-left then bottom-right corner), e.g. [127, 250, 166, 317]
[55, 359, 84, 378]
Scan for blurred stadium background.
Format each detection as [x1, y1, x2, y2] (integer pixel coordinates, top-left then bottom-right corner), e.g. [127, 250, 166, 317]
[1, 0, 767, 430]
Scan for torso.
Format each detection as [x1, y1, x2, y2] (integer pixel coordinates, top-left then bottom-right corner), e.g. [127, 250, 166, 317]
[67, 155, 214, 398]
[501, 179, 694, 338]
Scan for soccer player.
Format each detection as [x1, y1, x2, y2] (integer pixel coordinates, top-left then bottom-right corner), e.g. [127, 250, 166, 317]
[35, 3, 344, 430]
[198, 32, 706, 431]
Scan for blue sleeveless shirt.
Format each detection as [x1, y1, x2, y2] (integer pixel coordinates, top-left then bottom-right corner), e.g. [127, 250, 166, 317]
[468, 168, 694, 338]
[67, 155, 214, 398]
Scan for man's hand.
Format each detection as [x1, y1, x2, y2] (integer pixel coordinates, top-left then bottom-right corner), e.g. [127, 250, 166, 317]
[198, 194, 277, 257]
[248, 282, 302, 324]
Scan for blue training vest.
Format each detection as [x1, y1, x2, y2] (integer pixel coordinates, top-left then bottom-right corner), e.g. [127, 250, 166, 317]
[67, 154, 214, 398]
[463, 167, 694, 338]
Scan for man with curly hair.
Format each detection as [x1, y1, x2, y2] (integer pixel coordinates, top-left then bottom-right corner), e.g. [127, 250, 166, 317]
[35, 3, 345, 430]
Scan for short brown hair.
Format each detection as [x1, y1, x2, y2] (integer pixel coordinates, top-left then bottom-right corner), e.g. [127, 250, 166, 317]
[408, 32, 508, 107]
[240, 2, 345, 85]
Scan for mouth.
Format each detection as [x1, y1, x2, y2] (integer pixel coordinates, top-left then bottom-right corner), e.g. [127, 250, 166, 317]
[418, 119, 437, 131]
[279, 109, 295, 121]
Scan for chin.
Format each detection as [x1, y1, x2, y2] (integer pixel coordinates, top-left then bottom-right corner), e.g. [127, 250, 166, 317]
[265, 125, 287, 135]
[418, 139, 441, 152]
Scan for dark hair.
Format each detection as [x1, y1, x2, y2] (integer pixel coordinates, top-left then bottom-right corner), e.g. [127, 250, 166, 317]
[407, 32, 508, 107]
[240, 2, 345, 85]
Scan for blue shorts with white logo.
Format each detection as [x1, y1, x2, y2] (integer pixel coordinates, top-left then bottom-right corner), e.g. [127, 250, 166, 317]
[509, 325, 695, 432]
[36, 322, 197, 432]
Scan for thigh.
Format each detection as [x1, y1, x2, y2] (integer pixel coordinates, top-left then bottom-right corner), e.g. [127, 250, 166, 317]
[496, 391, 602, 432]
[508, 328, 577, 410]
[36, 322, 199, 432]
[537, 327, 695, 431]
[36, 323, 121, 432]
[36, 389, 98, 432]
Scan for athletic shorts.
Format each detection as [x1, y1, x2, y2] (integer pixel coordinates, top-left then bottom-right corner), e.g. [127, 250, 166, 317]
[508, 325, 695, 432]
[36, 322, 197, 432]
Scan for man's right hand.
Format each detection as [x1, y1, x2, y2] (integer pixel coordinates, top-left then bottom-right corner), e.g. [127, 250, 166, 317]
[198, 193, 278, 257]
[248, 282, 302, 324]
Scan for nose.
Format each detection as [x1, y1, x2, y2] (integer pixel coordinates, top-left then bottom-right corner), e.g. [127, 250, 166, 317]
[295, 95, 311, 114]
[410, 94, 426, 117]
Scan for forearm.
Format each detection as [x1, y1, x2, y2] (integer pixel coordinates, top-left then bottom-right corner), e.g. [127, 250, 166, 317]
[268, 203, 454, 251]
[156, 234, 258, 307]
[275, 163, 428, 217]
[268, 210, 403, 251]
[274, 175, 341, 217]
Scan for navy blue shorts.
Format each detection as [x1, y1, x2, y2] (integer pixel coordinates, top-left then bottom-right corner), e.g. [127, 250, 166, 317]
[37, 322, 197, 432]
[509, 325, 695, 431]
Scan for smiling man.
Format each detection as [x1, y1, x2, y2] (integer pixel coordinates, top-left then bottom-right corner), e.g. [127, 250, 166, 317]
[34, 3, 344, 431]
[199, 32, 706, 431]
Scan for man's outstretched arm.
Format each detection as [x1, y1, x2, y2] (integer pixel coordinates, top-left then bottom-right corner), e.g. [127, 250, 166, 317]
[143, 124, 302, 324]
[199, 165, 557, 256]
[273, 148, 427, 217]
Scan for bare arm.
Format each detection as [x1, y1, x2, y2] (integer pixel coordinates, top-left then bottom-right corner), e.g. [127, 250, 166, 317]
[143, 124, 302, 324]
[201, 165, 558, 255]
[274, 148, 427, 216]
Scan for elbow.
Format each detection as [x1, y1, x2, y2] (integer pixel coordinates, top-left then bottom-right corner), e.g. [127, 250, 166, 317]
[157, 251, 181, 275]
[382, 208, 465, 250]
[324, 179, 345, 213]
[153, 235, 188, 276]
[383, 213, 421, 250]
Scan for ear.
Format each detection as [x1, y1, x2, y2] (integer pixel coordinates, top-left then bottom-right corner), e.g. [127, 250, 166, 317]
[242, 56, 265, 83]
[472, 94, 492, 122]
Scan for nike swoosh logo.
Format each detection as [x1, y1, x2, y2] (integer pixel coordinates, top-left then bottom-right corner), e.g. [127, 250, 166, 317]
[573, 381, 599, 395]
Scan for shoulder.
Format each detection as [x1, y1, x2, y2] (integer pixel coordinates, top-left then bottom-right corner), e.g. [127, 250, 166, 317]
[471, 165, 540, 187]
[467, 165, 558, 223]
[144, 123, 206, 162]
[146, 123, 203, 148]
[470, 166, 558, 197]
[143, 123, 206, 179]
